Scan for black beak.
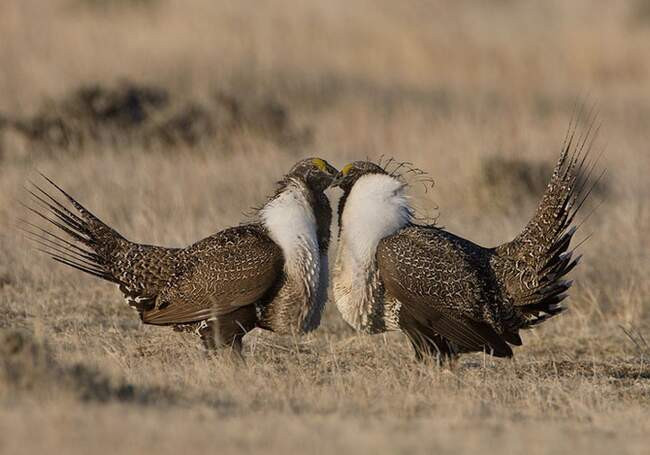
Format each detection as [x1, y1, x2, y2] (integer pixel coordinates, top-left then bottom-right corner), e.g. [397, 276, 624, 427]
[329, 171, 345, 188]
[326, 164, 339, 178]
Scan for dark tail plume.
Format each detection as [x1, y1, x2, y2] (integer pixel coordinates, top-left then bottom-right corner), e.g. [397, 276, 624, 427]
[493, 110, 605, 327]
[20, 174, 126, 284]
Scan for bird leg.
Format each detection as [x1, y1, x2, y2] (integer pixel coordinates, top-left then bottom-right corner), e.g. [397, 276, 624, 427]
[197, 305, 257, 361]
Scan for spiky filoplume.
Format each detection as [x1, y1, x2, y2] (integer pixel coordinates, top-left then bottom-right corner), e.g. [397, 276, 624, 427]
[22, 158, 338, 355]
[331, 119, 602, 361]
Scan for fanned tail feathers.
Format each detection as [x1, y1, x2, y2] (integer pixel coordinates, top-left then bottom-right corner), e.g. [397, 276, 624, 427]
[20, 174, 126, 284]
[494, 115, 604, 328]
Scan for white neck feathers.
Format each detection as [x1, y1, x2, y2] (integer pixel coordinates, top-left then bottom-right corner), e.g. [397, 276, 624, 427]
[260, 180, 322, 332]
[333, 173, 411, 332]
[340, 173, 411, 265]
[261, 181, 319, 264]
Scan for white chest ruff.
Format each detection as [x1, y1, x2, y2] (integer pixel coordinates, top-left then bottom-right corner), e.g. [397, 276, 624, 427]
[333, 239, 384, 332]
[260, 181, 324, 332]
[333, 174, 411, 332]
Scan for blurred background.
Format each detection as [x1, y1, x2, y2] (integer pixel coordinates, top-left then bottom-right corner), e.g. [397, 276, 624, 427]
[0, 1, 649, 454]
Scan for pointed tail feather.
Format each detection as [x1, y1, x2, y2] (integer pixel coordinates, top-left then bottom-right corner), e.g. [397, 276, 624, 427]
[21, 175, 126, 284]
[492, 114, 604, 328]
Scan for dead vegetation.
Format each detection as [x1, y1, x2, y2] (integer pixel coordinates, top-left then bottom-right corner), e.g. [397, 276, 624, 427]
[474, 155, 610, 213]
[0, 1, 649, 454]
[0, 81, 310, 160]
[0, 329, 174, 404]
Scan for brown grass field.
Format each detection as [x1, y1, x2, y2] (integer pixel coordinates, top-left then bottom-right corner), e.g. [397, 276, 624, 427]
[1, 1, 649, 453]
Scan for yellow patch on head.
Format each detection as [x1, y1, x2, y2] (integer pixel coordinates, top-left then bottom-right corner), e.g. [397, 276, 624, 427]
[341, 163, 354, 176]
[312, 158, 327, 171]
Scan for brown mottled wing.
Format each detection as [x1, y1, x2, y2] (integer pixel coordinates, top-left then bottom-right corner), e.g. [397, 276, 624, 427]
[142, 225, 283, 325]
[377, 226, 512, 357]
[102, 243, 179, 307]
[20, 174, 181, 309]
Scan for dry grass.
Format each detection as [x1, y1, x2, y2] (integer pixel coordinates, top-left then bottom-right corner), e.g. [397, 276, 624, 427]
[1, 1, 649, 454]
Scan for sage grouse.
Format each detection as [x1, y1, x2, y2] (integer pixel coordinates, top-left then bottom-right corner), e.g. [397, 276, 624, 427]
[23, 158, 338, 354]
[331, 127, 600, 362]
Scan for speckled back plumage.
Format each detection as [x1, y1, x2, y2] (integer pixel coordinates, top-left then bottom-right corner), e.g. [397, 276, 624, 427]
[141, 224, 283, 324]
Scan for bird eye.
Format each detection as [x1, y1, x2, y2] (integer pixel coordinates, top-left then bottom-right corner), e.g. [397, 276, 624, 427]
[311, 158, 327, 172]
[341, 163, 354, 176]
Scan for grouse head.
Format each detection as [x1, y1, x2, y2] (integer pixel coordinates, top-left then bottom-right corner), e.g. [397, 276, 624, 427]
[329, 161, 387, 192]
[287, 158, 339, 193]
